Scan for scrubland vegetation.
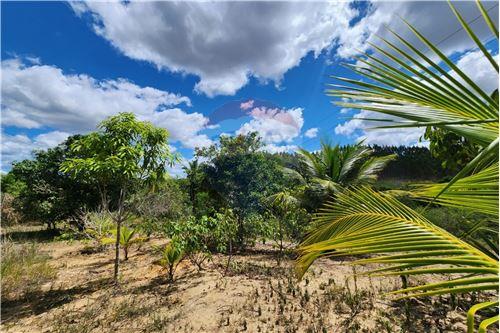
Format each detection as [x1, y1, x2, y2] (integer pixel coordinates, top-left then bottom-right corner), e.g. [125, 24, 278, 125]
[1, 2, 498, 333]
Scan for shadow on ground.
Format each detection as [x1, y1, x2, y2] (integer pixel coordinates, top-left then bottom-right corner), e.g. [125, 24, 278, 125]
[1, 228, 61, 243]
[1, 277, 112, 324]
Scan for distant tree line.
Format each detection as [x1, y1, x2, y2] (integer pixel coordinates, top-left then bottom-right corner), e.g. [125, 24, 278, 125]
[370, 145, 454, 180]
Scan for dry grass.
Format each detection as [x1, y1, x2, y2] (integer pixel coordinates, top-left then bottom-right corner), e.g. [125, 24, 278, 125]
[1, 240, 57, 300]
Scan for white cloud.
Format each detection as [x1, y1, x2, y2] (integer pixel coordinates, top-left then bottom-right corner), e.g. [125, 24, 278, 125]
[304, 128, 318, 138]
[148, 108, 212, 149]
[72, 2, 497, 97]
[334, 110, 425, 146]
[450, 49, 499, 94]
[72, 1, 357, 96]
[261, 144, 298, 154]
[1, 131, 71, 170]
[1, 59, 213, 153]
[236, 107, 304, 144]
[337, 1, 498, 59]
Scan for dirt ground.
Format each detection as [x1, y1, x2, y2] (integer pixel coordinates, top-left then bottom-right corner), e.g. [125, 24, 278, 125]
[0, 233, 486, 333]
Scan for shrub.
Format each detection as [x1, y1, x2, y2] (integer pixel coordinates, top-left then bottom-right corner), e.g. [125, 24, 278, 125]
[1, 193, 21, 226]
[1, 240, 56, 300]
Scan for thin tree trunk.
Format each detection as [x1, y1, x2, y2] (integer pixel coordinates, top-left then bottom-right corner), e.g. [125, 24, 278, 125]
[114, 218, 121, 282]
[224, 239, 233, 276]
[113, 187, 126, 283]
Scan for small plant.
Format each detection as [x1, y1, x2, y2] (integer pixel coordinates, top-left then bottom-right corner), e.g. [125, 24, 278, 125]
[101, 225, 146, 260]
[153, 239, 184, 282]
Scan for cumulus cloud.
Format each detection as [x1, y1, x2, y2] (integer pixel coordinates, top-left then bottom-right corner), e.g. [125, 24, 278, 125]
[334, 110, 425, 146]
[337, 1, 499, 59]
[1, 131, 71, 170]
[261, 144, 298, 154]
[450, 49, 499, 94]
[237, 107, 304, 144]
[72, 1, 357, 96]
[72, 1, 497, 96]
[304, 128, 319, 138]
[1, 59, 213, 152]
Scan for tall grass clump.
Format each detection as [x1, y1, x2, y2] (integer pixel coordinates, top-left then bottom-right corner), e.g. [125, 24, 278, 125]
[1, 240, 56, 300]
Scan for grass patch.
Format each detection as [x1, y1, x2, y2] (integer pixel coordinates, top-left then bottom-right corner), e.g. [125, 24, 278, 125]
[1, 240, 57, 300]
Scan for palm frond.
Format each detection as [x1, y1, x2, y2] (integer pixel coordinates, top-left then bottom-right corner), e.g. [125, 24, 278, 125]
[327, 5, 499, 150]
[338, 144, 371, 182]
[353, 154, 397, 185]
[411, 163, 499, 216]
[297, 187, 498, 298]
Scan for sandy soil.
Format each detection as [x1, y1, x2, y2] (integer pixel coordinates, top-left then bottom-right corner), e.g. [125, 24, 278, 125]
[1, 236, 483, 333]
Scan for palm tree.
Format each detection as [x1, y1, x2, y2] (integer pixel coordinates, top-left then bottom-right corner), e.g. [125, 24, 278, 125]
[153, 240, 184, 282]
[297, 2, 498, 332]
[102, 226, 145, 260]
[284, 142, 395, 207]
[299, 141, 395, 187]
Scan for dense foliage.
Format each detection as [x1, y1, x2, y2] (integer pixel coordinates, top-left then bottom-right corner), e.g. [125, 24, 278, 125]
[7, 136, 102, 229]
[371, 145, 452, 180]
[195, 133, 287, 248]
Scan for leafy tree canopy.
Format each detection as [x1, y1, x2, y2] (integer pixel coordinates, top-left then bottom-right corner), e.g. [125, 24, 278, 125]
[195, 132, 285, 218]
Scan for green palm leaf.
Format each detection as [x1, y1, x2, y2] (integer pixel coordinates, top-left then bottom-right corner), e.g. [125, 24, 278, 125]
[296, 187, 498, 298]
[327, 3, 499, 150]
[412, 163, 499, 216]
[302, 2, 498, 331]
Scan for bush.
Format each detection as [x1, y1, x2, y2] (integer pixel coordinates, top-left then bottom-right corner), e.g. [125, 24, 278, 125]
[56, 211, 114, 251]
[167, 210, 238, 255]
[1, 193, 21, 226]
[1, 240, 56, 300]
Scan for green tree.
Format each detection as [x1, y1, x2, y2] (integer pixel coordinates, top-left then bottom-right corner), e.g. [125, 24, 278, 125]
[424, 126, 481, 174]
[196, 133, 285, 248]
[298, 2, 499, 331]
[8, 137, 101, 229]
[1, 172, 26, 197]
[61, 112, 175, 282]
[181, 159, 216, 217]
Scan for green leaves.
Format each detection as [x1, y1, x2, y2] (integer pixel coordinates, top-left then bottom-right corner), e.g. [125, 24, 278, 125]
[297, 142, 394, 189]
[297, 187, 498, 298]
[301, 2, 499, 331]
[60, 112, 173, 187]
[327, 3, 499, 149]
[412, 163, 499, 216]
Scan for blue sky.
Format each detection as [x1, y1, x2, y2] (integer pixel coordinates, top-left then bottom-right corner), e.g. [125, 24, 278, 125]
[1, 1, 498, 175]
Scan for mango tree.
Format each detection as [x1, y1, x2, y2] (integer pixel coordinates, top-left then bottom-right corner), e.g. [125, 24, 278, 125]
[61, 112, 175, 282]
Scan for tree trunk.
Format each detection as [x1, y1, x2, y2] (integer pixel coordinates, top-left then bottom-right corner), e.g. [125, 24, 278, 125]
[224, 239, 233, 277]
[124, 246, 128, 261]
[113, 187, 127, 283]
[114, 218, 121, 283]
